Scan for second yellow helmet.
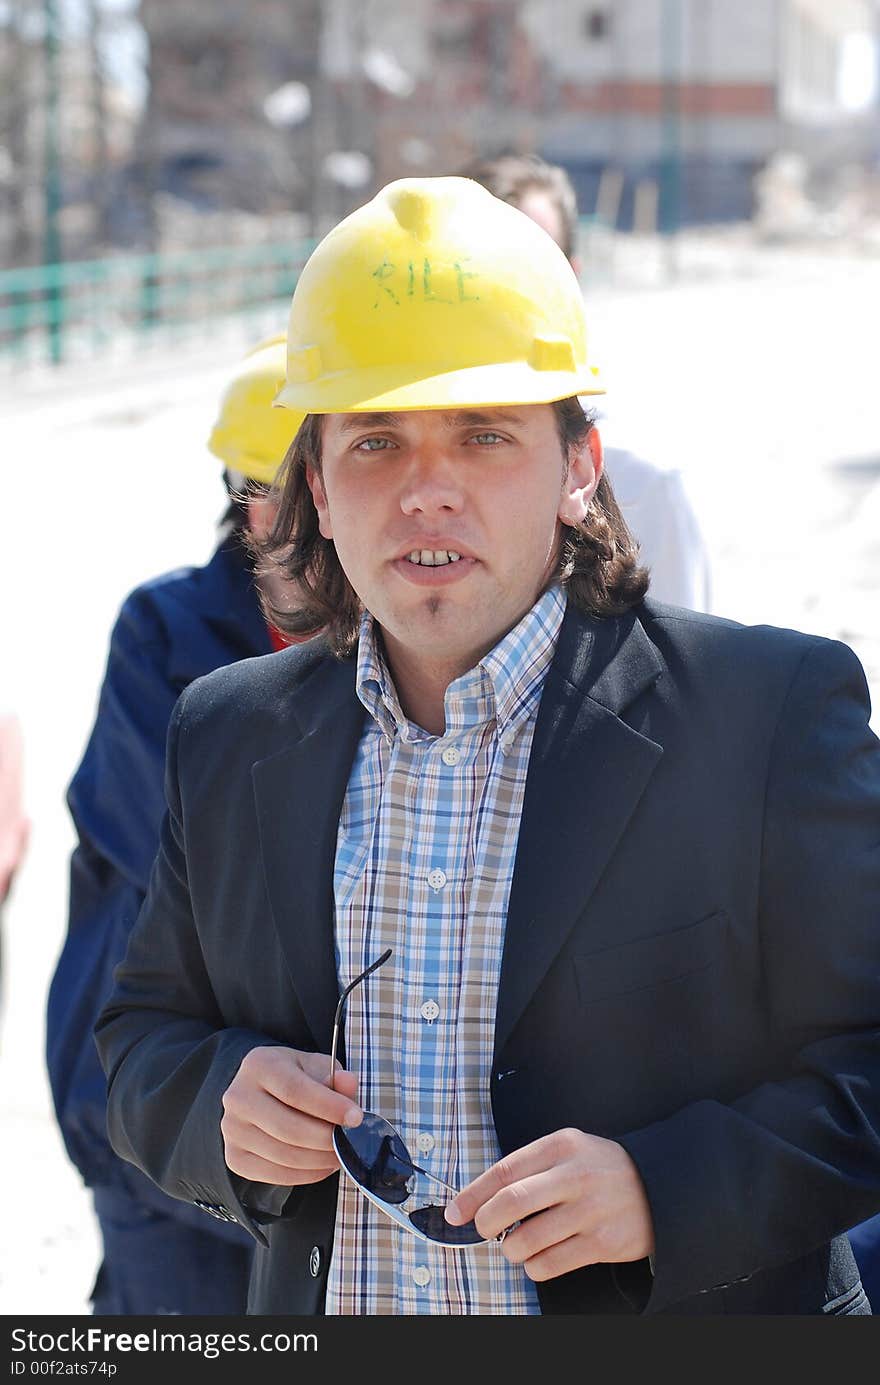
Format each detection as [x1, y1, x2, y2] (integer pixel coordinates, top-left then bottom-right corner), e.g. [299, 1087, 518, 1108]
[208, 334, 306, 486]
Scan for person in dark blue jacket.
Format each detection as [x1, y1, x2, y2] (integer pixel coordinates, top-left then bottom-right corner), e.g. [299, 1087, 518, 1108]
[46, 335, 305, 1315]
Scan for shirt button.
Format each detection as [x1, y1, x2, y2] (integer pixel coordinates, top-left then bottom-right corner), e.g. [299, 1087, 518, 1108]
[420, 1000, 440, 1024]
[427, 868, 447, 891]
[416, 1132, 435, 1154]
[413, 1265, 432, 1287]
[440, 745, 461, 766]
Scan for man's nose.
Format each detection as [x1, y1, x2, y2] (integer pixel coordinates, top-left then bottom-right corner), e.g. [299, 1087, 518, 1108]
[399, 450, 464, 516]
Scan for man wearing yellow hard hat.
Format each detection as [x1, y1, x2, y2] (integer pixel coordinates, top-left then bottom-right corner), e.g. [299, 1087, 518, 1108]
[47, 336, 305, 1315]
[98, 178, 880, 1317]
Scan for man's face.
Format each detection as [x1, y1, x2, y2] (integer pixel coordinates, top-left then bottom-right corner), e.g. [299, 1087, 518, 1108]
[308, 404, 601, 674]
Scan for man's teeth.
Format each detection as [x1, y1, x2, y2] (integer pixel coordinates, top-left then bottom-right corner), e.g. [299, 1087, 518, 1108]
[407, 550, 462, 565]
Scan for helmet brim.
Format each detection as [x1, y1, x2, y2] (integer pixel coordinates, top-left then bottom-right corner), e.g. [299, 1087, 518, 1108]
[274, 360, 604, 415]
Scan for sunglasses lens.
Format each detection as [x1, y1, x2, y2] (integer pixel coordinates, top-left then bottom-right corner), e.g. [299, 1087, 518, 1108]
[335, 1112, 414, 1205]
[408, 1204, 486, 1245]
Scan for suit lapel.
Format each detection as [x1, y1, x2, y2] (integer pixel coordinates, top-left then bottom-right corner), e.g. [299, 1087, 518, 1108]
[252, 654, 364, 1051]
[495, 605, 665, 1053]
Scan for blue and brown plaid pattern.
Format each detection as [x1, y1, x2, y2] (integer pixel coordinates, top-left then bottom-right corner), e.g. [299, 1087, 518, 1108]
[324, 585, 566, 1315]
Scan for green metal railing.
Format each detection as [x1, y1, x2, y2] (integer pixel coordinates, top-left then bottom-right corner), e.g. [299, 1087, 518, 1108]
[1, 216, 615, 373]
[0, 237, 318, 369]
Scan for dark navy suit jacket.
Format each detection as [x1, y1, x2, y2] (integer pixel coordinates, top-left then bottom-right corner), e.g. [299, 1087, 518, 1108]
[96, 598, 880, 1313]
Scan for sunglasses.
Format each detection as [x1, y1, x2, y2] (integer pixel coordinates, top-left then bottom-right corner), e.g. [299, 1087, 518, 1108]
[329, 948, 488, 1247]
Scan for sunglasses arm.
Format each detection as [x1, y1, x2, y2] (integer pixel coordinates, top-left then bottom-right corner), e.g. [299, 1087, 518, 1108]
[327, 947, 393, 1088]
[411, 1163, 459, 1197]
[328, 1009, 343, 1090]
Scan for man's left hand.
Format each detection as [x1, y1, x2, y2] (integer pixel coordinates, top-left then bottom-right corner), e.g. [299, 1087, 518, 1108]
[445, 1128, 655, 1281]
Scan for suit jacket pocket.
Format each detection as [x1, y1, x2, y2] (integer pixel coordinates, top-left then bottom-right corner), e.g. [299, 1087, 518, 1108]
[572, 909, 728, 1004]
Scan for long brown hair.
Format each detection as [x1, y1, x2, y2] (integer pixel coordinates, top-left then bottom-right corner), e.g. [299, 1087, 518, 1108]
[256, 398, 648, 656]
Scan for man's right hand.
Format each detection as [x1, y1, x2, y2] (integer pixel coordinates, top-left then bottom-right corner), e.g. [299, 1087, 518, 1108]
[221, 1046, 362, 1186]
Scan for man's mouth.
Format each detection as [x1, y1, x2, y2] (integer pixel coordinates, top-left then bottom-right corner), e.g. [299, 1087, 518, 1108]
[405, 550, 462, 567]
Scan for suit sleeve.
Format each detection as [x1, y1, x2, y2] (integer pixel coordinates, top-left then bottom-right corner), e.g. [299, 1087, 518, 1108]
[94, 686, 286, 1247]
[618, 636, 880, 1311]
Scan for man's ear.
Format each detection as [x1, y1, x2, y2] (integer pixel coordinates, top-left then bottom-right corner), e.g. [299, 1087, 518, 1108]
[307, 467, 333, 540]
[559, 425, 603, 527]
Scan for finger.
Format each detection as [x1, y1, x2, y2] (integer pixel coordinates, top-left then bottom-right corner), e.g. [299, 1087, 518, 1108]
[224, 1146, 339, 1186]
[222, 1113, 339, 1170]
[298, 1049, 359, 1094]
[260, 1058, 362, 1127]
[522, 1232, 600, 1283]
[446, 1135, 560, 1225]
[497, 1197, 596, 1265]
[470, 1166, 578, 1242]
[229, 1089, 340, 1153]
[326, 1069, 359, 1102]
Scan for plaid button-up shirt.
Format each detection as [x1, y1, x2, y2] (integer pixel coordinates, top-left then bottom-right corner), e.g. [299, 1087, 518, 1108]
[324, 584, 566, 1315]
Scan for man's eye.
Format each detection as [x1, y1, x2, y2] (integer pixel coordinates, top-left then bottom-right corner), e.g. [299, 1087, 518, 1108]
[470, 432, 505, 445]
[354, 437, 392, 452]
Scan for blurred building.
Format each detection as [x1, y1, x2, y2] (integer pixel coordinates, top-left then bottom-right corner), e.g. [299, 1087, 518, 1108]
[135, 0, 877, 242]
[0, 3, 140, 264]
[0, 9, 48, 264]
[136, 0, 322, 243]
[5, 0, 873, 264]
[136, 0, 507, 237]
[521, 0, 879, 227]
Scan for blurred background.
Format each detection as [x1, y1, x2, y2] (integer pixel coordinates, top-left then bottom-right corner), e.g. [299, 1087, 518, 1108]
[1, 0, 879, 1314]
[3, 0, 880, 365]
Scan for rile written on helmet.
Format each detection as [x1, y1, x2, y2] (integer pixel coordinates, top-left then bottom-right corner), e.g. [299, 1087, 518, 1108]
[274, 176, 604, 417]
[208, 333, 307, 486]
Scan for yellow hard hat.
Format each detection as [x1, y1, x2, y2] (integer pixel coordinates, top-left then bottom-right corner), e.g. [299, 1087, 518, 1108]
[208, 333, 305, 485]
[275, 175, 603, 415]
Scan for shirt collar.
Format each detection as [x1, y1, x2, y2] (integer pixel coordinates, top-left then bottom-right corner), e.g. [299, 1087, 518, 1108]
[355, 584, 567, 750]
[355, 615, 418, 745]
